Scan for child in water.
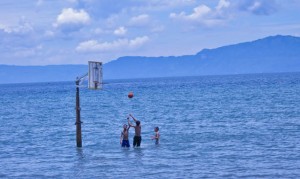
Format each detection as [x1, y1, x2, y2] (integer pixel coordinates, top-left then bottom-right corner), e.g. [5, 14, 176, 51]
[120, 123, 130, 147]
[128, 114, 142, 147]
[151, 127, 160, 144]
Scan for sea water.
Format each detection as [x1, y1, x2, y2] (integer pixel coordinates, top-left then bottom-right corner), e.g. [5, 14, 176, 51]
[0, 73, 299, 178]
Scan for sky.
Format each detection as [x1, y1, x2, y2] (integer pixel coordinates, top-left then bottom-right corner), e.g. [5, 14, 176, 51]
[0, 0, 300, 65]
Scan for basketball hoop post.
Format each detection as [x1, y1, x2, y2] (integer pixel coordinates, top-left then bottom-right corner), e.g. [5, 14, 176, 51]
[75, 79, 82, 147]
[74, 61, 102, 148]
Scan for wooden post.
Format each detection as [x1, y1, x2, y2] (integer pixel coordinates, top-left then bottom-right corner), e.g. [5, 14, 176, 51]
[75, 80, 82, 147]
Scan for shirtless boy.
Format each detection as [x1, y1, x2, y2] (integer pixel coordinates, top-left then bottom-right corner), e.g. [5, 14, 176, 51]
[128, 114, 142, 147]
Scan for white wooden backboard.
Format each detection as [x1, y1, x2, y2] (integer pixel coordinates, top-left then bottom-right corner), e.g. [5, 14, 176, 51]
[88, 61, 103, 89]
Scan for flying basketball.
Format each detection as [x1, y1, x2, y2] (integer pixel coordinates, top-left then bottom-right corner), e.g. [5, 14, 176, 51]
[128, 92, 134, 98]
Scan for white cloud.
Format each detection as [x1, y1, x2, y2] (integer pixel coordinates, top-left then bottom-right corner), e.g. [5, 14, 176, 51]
[237, 0, 278, 15]
[170, 0, 231, 27]
[129, 14, 150, 26]
[248, 1, 262, 12]
[54, 8, 90, 27]
[128, 14, 165, 32]
[0, 18, 33, 35]
[170, 5, 211, 20]
[76, 36, 149, 52]
[114, 26, 127, 36]
[216, 0, 230, 10]
[130, 36, 149, 47]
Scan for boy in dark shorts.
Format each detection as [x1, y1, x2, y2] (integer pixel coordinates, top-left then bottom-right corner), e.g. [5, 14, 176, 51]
[128, 114, 141, 147]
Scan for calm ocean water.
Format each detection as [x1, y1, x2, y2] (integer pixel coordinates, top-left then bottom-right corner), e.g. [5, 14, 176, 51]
[0, 73, 300, 178]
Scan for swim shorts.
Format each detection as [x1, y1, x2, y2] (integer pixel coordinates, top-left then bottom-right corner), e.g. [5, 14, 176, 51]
[122, 140, 130, 147]
[133, 136, 142, 147]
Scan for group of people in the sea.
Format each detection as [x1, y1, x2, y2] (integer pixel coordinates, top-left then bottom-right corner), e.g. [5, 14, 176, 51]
[120, 114, 160, 148]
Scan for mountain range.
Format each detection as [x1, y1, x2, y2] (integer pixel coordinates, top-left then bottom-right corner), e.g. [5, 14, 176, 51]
[0, 35, 300, 84]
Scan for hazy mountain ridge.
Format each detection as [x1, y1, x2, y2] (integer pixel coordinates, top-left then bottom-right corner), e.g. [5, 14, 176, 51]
[1, 35, 300, 84]
[105, 35, 300, 78]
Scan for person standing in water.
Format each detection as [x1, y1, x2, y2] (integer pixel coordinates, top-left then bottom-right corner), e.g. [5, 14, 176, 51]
[128, 114, 142, 147]
[120, 124, 130, 147]
[151, 127, 160, 145]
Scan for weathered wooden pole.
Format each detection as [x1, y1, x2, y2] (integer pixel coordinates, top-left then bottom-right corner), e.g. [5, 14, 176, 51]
[74, 61, 101, 148]
[75, 80, 82, 147]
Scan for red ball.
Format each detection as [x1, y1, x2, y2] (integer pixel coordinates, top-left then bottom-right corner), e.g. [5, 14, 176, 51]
[128, 92, 134, 98]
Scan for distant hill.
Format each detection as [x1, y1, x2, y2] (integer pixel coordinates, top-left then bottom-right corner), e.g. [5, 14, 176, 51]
[0, 35, 300, 84]
[105, 35, 300, 79]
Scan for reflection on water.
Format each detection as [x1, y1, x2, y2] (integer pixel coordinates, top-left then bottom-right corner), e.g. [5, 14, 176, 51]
[76, 148, 85, 159]
[74, 148, 85, 177]
[133, 147, 144, 158]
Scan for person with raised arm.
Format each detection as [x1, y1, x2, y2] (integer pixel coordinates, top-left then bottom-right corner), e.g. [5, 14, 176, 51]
[128, 114, 142, 147]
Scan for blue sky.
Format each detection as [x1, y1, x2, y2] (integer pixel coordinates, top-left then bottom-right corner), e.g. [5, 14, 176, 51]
[0, 0, 299, 65]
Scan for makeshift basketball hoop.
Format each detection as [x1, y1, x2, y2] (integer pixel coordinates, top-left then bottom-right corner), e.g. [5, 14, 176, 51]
[88, 61, 103, 90]
[75, 61, 103, 147]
